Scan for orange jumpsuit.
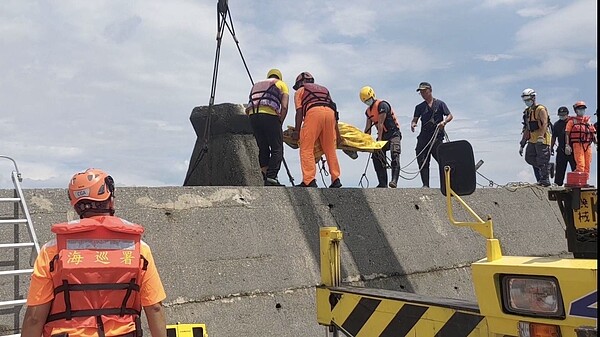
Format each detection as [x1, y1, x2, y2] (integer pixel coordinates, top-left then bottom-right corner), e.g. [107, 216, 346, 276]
[566, 116, 596, 176]
[294, 86, 340, 185]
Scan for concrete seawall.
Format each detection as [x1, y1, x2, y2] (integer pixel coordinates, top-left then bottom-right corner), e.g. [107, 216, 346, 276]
[1, 186, 568, 336]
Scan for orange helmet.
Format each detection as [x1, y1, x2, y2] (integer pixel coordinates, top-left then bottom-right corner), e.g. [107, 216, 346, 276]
[68, 168, 115, 207]
[293, 72, 314, 90]
[573, 101, 587, 109]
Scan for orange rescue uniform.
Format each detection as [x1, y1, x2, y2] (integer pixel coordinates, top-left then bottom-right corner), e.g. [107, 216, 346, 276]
[565, 116, 596, 175]
[294, 86, 340, 185]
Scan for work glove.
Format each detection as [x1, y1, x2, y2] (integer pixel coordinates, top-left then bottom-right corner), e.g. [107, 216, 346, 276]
[536, 136, 544, 144]
[519, 139, 527, 148]
[519, 146, 524, 157]
[564, 144, 572, 156]
[551, 148, 555, 156]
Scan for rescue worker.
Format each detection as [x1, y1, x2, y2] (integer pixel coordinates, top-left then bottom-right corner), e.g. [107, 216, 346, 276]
[565, 101, 597, 179]
[550, 106, 576, 186]
[360, 86, 402, 188]
[21, 168, 167, 337]
[519, 88, 551, 187]
[292, 71, 342, 188]
[246, 68, 289, 186]
[410, 82, 453, 188]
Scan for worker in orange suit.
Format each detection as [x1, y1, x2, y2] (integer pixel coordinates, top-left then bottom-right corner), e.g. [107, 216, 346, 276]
[565, 101, 597, 180]
[21, 168, 166, 337]
[291, 72, 342, 188]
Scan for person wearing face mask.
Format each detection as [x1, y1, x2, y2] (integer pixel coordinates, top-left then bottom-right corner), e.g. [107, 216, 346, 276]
[550, 106, 576, 186]
[565, 101, 597, 180]
[360, 86, 402, 188]
[519, 88, 551, 187]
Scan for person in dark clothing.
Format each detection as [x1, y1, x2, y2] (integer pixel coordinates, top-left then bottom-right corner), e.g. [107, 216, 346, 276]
[551, 106, 576, 186]
[246, 68, 289, 186]
[360, 86, 402, 188]
[410, 82, 453, 188]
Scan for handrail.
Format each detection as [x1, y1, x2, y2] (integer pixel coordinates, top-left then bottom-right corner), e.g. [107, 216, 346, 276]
[444, 166, 502, 261]
[0, 155, 22, 182]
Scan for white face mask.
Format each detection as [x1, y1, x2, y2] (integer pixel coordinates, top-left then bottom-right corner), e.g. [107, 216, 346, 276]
[559, 115, 568, 121]
[364, 98, 375, 106]
[575, 108, 586, 116]
[522, 96, 533, 108]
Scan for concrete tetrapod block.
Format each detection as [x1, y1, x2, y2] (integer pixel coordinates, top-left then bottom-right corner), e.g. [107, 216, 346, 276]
[185, 103, 264, 186]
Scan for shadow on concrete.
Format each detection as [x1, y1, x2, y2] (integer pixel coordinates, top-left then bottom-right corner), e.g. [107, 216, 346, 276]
[284, 186, 415, 292]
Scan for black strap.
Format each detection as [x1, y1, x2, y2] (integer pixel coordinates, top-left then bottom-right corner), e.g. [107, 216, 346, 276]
[63, 280, 72, 320]
[136, 316, 144, 337]
[54, 282, 140, 294]
[97, 316, 106, 337]
[47, 308, 140, 323]
[141, 255, 148, 271]
[49, 254, 59, 273]
[120, 279, 137, 316]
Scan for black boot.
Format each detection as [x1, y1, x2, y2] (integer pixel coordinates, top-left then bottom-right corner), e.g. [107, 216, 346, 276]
[329, 178, 342, 188]
[297, 179, 318, 187]
[389, 167, 400, 188]
[376, 169, 388, 188]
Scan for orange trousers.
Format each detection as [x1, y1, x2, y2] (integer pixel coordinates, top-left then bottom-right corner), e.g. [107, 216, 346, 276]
[572, 142, 593, 174]
[299, 107, 340, 185]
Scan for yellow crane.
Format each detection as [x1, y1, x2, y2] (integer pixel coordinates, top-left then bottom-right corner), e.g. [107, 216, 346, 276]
[316, 140, 597, 337]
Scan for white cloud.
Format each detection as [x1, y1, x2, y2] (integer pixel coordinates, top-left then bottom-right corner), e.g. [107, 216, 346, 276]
[0, 0, 596, 190]
[475, 54, 514, 62]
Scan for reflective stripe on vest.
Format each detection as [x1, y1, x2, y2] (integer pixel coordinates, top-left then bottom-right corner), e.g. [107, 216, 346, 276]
[569, 116, 595, 143]
[300, 83, 333, 116]
[45, 216, 145, 337]
[248, 79, 282, 115]
[365, 99, 399, 134]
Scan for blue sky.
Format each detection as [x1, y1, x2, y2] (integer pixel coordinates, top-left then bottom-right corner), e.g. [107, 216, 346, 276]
[0, 0, 597, 189]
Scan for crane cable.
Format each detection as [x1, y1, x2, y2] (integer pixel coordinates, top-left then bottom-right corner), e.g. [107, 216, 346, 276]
[184, 0, 295, 185]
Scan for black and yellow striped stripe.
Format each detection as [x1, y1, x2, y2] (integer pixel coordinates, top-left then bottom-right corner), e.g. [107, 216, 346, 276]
[320, 286, 487, 337]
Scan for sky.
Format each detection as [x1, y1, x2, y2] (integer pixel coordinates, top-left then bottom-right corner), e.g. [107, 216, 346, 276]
[0, 0, 597, 190]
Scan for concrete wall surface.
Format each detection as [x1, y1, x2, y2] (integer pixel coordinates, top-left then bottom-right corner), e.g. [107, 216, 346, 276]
[0, 186, 568, 336]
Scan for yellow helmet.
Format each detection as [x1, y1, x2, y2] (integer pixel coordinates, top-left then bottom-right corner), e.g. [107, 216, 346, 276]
[359, 86, 376, 104]
[267, 68, 282, 80]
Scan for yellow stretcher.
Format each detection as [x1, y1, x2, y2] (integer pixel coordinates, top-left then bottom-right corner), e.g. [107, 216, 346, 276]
[282, 122, 388, 161]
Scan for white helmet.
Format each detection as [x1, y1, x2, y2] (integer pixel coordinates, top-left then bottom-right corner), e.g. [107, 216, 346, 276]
[521, 88, 536, 98]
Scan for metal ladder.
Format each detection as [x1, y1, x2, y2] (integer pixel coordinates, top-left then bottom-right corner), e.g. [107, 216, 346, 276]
[0, 155, 40, 337]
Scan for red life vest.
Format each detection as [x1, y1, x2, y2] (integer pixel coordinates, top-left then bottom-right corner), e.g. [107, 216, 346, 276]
[300, 83, 334, 116]
[569, 115, 595, 143]
[45, 216, 146, 337]
[365, 99, 399, 134]
[248, 79, 283, 116]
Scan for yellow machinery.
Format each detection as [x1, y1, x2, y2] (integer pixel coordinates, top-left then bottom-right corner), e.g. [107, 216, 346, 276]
[316, 140, 597, 337]
[166, 323, 208, 337]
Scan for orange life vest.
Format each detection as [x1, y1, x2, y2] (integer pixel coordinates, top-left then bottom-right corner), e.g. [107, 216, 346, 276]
[365, 99, 399, 134]
[248, 79, 283, 116]
[45, 216, 146, 337]
[299, 83, 334, 116]
[569, 115, 595, 143]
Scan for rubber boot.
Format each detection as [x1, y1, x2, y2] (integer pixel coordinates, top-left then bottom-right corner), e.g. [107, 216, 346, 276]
[375, 168, 388, 188]
[388, 167, 400, 188]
